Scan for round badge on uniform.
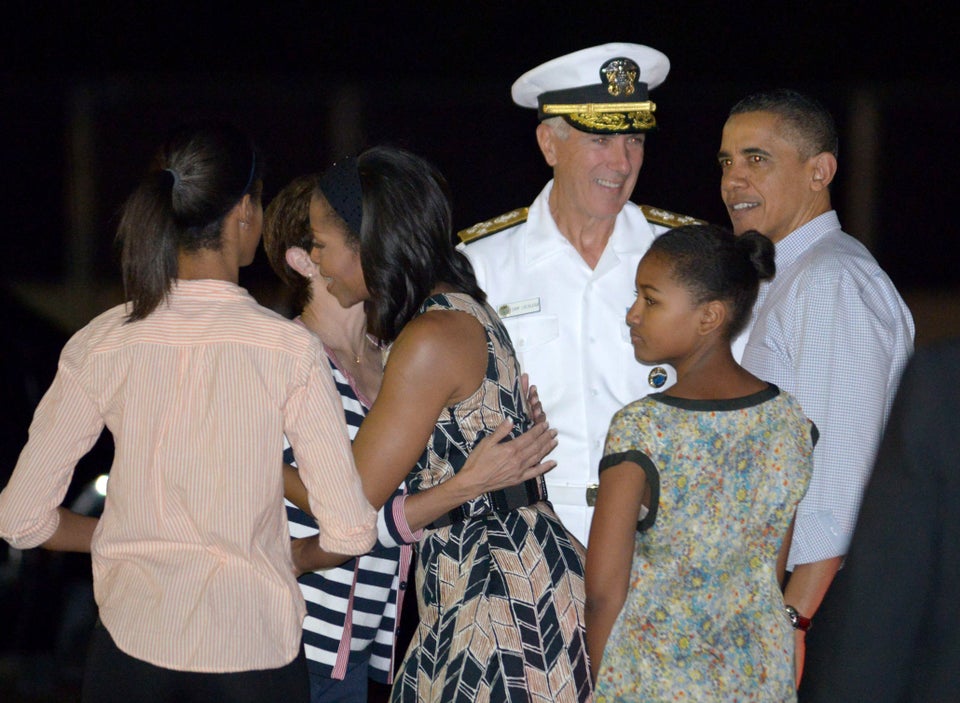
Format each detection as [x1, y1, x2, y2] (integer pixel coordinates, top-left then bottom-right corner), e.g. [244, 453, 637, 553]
[648, 366, 668, 388]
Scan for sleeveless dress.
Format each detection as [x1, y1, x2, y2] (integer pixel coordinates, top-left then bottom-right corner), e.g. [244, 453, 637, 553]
[391, 293, 592, 703]
[595, 386, 815, 702]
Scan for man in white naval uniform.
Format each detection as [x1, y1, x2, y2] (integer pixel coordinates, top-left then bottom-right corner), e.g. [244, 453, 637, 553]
[460, 43, 702, 546]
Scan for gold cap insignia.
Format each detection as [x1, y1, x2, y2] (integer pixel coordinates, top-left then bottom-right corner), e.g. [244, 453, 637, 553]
[603, 58, 639, 97]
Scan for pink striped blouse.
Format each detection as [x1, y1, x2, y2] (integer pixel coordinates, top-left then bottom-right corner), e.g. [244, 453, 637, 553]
[0, 279, 377, 672]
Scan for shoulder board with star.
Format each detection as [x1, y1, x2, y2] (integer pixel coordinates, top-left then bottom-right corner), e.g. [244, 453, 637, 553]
[639, 205, 706, 228]
[458, 207, 529, 245]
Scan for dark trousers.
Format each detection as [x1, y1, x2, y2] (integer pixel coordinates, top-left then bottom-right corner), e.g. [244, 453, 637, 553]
[81, 620, 310, 703]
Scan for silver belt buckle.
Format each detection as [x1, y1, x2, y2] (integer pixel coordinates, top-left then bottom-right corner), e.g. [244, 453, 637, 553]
[585, 483, 599, 507]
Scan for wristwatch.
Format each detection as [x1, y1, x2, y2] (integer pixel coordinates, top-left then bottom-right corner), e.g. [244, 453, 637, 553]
[784, 604, 812, 632]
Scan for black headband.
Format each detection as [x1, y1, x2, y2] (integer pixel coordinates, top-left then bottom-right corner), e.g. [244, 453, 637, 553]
[242, 149, 257, 196]
[318, 157, 363, 236]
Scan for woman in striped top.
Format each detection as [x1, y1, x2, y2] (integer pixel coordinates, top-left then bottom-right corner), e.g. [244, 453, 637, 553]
[264, 175, 407, 703]
[0, 122, 377, 702]
[286, 148, 591, 703]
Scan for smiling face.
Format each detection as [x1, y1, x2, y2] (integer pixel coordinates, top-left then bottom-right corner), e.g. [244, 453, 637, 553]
[307, 194, 368, 308]
[718, 111, 830, 243]
[625, 251, 704, 366]
[538, 122, 645, 224]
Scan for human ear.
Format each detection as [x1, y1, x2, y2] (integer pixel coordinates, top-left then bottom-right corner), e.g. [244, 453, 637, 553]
[536, 122, 559, 167]
[699, 300, 726, 336]
[237, 193, 256, 225]
[810, 152, 838, 191]
[285, 246, 317, 279]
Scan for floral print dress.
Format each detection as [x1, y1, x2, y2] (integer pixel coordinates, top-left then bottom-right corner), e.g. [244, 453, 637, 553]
[595, 386, 815, 703]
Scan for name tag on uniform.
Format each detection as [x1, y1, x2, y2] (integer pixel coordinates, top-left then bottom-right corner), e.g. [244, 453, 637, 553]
[497, 297, 541, 319]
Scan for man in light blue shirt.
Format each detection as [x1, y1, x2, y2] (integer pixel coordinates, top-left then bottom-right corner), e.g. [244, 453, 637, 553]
[717, 88, 915, 685]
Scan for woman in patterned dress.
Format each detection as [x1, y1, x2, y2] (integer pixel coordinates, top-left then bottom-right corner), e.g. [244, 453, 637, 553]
[293, 146, 593, 702]
[585, 224, 816, 702]
[268, 173, 559, 702]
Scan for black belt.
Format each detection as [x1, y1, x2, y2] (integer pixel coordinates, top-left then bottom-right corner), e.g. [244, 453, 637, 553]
[427, 476, 547, 529]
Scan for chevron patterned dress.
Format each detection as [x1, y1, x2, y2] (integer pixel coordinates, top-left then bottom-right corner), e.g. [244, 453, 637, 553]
[391, 293, 592, 703]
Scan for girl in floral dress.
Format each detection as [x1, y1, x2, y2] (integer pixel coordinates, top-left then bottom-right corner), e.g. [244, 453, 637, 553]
[585, 224, 816, 702]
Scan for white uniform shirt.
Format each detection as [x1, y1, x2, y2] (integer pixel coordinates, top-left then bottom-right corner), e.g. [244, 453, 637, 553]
[462, 180, 676, 545]
[741, 211, 914, 568]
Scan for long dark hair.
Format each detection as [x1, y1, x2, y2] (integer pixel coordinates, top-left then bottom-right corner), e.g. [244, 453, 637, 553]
[648, 224, 775, 340]
[319, 146, 484, 343]
[117, 121, 261, 321]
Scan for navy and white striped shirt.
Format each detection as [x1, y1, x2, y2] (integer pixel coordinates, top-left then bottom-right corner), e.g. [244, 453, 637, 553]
[285, 355, 413, 682]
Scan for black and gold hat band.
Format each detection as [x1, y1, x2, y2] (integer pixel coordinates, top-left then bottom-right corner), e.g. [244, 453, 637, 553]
[541, 101, 657, 133]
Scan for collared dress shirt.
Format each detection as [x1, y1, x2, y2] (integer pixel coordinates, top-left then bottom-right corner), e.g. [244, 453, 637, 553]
[0, 279, 377, 672]
[740, 211, 914, 567]
[462, 180, 676, 545]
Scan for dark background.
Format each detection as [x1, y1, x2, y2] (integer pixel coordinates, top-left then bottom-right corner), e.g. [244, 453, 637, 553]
[3, 3, 957, 291]
[1, 2, 957, 700]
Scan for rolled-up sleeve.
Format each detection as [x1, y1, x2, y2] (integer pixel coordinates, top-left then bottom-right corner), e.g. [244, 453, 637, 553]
[0, 362, 104, 549]
[284, 352, 377, 555]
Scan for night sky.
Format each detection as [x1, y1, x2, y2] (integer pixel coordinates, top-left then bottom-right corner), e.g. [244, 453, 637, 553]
[3, 3, 955, 291]
[0, 0, 955, 337]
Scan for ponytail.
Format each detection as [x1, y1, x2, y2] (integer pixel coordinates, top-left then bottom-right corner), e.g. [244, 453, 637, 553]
[116, 121, 261, 322]
[118, 170, 180, 321]
[735, 230, 776, 283]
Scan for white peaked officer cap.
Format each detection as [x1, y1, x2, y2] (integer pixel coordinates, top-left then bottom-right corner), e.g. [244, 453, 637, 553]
[511, 42, 670, 134]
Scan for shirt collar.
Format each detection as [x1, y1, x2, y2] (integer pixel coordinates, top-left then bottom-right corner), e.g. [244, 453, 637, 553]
[773, 210, 841, 271]
[171, 278, 251, 300]
[522, 180, 653, 265]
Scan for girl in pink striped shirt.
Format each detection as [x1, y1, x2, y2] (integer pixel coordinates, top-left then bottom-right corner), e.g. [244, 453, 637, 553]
[0, 122, 377, 702]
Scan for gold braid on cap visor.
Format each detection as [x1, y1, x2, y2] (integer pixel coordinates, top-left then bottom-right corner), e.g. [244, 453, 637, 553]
[542, 100, 657, 131]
